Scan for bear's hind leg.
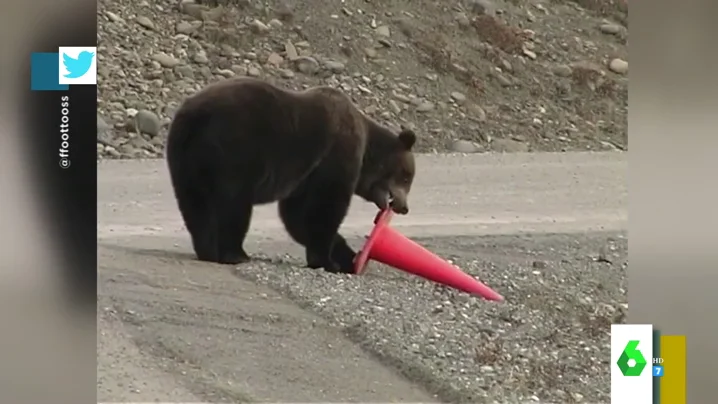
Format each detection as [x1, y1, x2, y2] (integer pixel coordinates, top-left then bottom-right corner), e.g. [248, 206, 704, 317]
[175, 187, 220, 262]
[213, 190, 253, 265]
[190, 211, 220, 263]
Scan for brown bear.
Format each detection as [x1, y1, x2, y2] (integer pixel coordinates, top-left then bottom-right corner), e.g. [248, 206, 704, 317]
[165, 77, 417, 273]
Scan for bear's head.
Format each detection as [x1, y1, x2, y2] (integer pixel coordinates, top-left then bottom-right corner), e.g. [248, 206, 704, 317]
[357, 126, 416, 215]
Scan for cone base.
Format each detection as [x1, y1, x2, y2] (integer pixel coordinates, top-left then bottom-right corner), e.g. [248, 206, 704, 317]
[353, 209, 393, 275]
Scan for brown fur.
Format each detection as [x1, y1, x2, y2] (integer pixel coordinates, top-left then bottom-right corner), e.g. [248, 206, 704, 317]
[165, 77, 416, 272]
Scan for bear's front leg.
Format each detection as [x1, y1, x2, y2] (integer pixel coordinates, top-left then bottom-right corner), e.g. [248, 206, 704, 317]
[305, 249, 324, 269]
[306, 235, 356, 273]
[303, 182, 355, 274]
[304, 235, 343, 274]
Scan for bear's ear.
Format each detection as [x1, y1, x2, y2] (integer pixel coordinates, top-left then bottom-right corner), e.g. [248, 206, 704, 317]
[398, 129, 416, 150]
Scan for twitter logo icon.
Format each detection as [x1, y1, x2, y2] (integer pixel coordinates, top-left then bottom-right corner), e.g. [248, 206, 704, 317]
[63, 51, 94, 78]
[58, 46, 97, 85]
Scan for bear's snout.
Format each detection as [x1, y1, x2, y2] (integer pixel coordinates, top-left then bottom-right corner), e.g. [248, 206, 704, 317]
[390, 202, 409, 215]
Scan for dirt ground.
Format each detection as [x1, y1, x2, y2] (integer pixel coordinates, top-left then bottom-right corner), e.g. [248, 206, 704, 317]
[99, 232, 626, 403]
[244, 232, 627, 403]
[97, 155, 626, 403]
[97, 0, 628, 157]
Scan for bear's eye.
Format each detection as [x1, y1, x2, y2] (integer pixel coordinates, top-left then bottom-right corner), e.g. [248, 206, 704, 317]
[401, 171, 413, 183]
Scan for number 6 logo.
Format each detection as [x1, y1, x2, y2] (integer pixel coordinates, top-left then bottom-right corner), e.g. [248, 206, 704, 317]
[617, 340, 648, 376]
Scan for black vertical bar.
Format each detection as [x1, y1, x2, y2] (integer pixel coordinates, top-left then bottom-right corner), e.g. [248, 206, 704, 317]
[20, 7, 97, 310]
[653, 329, 661, 404]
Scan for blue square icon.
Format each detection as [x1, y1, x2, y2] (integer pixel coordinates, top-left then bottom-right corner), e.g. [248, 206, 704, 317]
[30, 53, 69, 91]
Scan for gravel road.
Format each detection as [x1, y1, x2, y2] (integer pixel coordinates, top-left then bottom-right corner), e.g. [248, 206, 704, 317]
[98, 152, 626, 403]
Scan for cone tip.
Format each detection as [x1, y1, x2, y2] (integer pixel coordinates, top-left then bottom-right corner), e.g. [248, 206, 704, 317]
[481, 291, 504, 302]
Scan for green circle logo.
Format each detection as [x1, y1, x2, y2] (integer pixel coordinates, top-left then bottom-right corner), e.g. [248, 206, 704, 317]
[617, 340, 647, 376]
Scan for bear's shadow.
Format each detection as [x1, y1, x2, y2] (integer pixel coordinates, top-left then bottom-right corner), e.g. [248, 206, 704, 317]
[98, 243, 287, 268]
[99, 243, 405, 285]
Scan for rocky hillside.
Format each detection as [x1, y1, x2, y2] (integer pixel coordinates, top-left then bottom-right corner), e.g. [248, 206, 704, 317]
[97, 0, 628, 158]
